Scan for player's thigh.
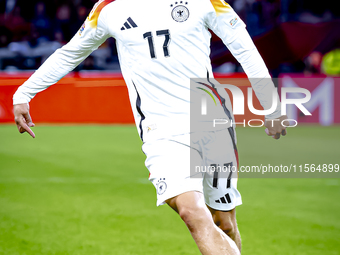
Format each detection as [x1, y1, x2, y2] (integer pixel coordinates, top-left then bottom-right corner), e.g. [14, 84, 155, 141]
[142, 135, 203, 207]
[202, 129, 242, 211]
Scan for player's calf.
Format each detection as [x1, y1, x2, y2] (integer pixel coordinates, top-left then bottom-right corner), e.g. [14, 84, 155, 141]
[208, 207, 242, 252]
[166, 191, 240, 255]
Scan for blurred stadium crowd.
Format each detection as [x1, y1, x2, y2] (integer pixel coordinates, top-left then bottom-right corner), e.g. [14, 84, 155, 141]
[0, 0, 119, 71]
[0, 0, 339, 74]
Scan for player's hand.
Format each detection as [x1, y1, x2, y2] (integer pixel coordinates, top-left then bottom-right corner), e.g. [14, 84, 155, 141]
[264, 115, 289, 140]
[14, 103, 35, 138]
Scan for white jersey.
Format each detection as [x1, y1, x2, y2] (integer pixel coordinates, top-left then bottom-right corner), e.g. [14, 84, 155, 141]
[13, 0, 281, 142]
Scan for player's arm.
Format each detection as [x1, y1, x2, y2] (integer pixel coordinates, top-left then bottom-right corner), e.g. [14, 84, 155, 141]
[225, 28, 288, 139]
[206, 0, 288, 139]
[13, 1, 111, 138]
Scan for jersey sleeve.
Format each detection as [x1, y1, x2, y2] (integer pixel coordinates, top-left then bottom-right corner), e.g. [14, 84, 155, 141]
[13, 0, 113, 105]
[205, 0, 281, 118]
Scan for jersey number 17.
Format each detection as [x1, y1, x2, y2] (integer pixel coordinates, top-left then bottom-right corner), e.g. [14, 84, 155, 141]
[143, 29, 171, 59]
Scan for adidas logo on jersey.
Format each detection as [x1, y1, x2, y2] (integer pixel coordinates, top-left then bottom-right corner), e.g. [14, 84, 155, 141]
[215, 193, 232, 204]
[121, 17, 138, 30]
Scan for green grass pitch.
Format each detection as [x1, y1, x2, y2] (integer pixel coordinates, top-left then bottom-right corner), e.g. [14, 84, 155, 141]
[0, 124, 339, 255]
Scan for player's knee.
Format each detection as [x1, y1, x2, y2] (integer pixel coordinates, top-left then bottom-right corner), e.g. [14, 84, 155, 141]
[214, 215, 236, 237]
[179, 206, 208, 233]
[219, 218, 235, 236]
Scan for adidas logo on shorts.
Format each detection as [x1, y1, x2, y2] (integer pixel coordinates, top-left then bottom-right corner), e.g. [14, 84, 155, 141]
[215, 193, 232, 204]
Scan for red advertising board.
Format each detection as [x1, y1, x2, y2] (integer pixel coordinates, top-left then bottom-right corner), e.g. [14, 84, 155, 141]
[0, 72, 261, 125]
[0, 72, 134, 124]
[1, 73, 339, 125]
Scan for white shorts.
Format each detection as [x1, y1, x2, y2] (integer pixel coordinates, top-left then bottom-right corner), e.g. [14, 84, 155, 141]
[142, 128, 242, 211]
